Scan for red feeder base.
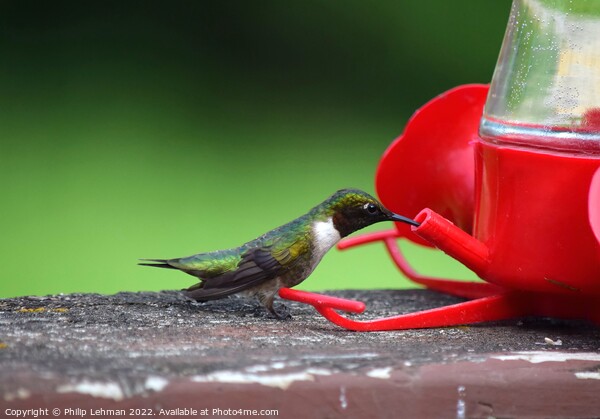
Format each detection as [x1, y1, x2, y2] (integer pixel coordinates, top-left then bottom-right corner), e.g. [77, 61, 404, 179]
[279, 224, 600, 331]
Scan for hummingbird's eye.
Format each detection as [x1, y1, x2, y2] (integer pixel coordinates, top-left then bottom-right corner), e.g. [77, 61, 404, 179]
[364, 203, 378, 214]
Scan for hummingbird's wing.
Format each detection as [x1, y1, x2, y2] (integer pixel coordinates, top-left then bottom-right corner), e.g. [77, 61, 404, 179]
[185, 239, 309, 301]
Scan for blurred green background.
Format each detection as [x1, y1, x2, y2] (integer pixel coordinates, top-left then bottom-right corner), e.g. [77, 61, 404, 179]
[0, 0, 511, 298]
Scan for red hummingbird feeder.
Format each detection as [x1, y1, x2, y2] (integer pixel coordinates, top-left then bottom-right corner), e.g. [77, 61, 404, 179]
[279, 0, 600, 331]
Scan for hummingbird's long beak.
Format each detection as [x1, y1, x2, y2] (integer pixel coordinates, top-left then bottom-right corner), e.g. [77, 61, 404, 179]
[389, 213, 420, 227]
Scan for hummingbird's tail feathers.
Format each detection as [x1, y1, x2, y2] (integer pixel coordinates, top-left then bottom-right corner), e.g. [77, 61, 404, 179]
[138, 259, 178, 269]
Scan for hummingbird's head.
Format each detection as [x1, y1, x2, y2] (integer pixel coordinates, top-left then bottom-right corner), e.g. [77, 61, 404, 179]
[318, 189, 419, 238]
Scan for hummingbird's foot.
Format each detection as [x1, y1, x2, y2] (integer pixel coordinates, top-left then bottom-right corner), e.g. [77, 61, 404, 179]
[251, 304, 291, 320]
[257, 292, 292, 320]
[268, 303, 292, 321]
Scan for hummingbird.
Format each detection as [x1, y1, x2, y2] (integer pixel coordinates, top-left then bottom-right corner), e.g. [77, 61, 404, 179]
[140, 189, 418, 319]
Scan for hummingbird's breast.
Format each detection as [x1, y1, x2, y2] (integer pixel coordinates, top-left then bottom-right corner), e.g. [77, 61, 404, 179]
[309, 217, 342, 268]
[275, 217, 341, 289]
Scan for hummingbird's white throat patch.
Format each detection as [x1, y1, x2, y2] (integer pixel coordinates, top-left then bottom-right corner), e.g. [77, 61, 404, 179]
[312, 217, 342, 263]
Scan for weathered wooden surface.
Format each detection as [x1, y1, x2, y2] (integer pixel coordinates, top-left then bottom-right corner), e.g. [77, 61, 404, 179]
[1, 289, 600, 418]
